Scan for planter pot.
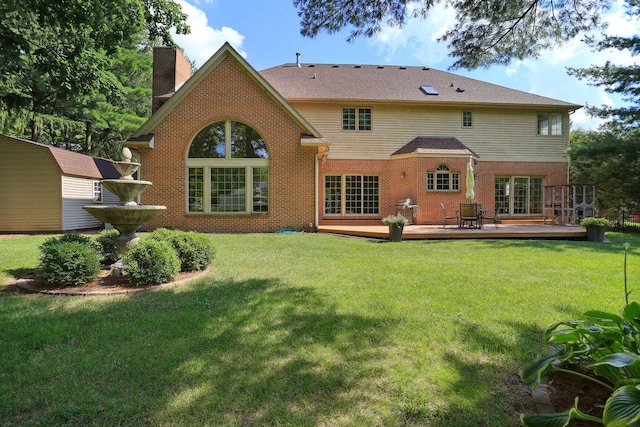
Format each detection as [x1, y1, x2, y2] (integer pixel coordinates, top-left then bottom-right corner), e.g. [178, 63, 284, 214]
[586, 225, 606, 242]
[388, 224, 404, 242]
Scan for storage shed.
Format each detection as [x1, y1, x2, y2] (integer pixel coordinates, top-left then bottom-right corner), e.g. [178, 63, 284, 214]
[0, 135, 118, 233]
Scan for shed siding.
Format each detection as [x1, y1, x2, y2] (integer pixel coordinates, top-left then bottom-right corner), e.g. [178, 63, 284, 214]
[61, 176, 102, 230]
[292, 102, 570, 162]
[0, 136, 63, 232]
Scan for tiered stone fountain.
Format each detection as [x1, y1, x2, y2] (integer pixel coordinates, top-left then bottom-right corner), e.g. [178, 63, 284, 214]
[84, 147, 166, 272]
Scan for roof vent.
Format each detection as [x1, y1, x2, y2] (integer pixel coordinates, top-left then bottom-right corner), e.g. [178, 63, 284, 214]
[295, 52, 301, 68]
[354, 65, 361, 68]
[377, 65, 384, 69]
[399, 66, 406, 70]
[449, 83, 454, 87]
[456, 87, 466, 92]
[422, 67, 430, 70]
[332, 65, 339, 68]
[308, 64, 315, 67]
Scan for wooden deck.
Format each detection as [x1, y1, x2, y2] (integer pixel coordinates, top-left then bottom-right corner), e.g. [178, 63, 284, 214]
[318, 223, 587, 240]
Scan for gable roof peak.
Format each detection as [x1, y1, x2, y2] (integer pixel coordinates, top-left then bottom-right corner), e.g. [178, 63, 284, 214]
[130, 43, 322, 141]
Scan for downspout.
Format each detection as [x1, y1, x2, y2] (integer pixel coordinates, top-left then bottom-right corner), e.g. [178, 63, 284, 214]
[315, 152, 319, 230]
[314, 147, 329, 230]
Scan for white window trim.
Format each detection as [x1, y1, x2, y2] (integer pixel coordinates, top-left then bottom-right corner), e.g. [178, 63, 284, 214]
[92, 181, 103, 203]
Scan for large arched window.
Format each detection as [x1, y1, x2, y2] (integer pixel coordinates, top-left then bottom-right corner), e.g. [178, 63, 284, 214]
[187, 121, 269, 213]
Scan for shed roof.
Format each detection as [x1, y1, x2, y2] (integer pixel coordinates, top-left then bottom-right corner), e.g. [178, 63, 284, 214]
[1, 134, 117, 179]
[259, 63, 581, 109]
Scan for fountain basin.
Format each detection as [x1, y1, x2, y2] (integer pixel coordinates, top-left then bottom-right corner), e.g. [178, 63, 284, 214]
[84, 205, 166, 253]
[84, 205, 165, 225]
[112, 161, 140, 180]
[102, 180, 153, 206]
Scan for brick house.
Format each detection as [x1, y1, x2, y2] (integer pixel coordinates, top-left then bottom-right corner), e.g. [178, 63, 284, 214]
[124, 43, 580, 232]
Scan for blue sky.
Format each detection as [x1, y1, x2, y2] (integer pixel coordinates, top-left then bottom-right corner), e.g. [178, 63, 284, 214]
[171, 0, 638, 131]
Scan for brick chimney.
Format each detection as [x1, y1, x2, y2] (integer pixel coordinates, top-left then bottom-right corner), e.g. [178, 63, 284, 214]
[152, 47, 192, 113]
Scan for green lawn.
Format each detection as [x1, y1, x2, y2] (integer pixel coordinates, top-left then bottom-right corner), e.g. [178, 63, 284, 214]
[1, 232, 638, 426]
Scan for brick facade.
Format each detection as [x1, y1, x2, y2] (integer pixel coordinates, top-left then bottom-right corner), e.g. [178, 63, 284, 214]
[132, 44, 572, 232]
[138, 55, 317, 233]
[319, 158, 568, 225]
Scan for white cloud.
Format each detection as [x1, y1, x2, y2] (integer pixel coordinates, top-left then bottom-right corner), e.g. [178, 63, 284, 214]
[171, 0, 246, 67]
[371, 2, 455, 65]
[605, 0, 640, 38]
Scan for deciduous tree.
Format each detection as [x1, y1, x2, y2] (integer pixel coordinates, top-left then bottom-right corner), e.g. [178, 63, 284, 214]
[0, 0, 188, 155]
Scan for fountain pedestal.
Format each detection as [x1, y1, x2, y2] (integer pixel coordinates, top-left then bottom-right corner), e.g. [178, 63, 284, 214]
[84, 148, 166, 275]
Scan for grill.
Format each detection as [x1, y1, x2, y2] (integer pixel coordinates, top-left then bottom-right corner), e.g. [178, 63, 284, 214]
[395, 198, 419, 224]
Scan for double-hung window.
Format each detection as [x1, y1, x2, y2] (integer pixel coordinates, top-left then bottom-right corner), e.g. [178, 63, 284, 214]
[92, 181, 102, 202]
[427, 165, 459, 191]
[462, 111, 473, 128]
[537, 113, 563, 135]
[342, 107, 372, 131]
[187, 120, 269, 214]
[324, 174, 379, 215]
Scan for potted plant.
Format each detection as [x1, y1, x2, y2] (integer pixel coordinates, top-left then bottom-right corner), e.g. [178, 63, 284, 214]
[581, 217, 612, 242]
[382, 214, 408, 242]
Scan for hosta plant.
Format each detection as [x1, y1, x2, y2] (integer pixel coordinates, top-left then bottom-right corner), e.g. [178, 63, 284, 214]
[520, 245, 640, 426]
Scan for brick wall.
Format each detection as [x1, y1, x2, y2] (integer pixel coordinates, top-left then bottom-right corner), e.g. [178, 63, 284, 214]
[139, 55, 317, 233]
[152, 48, 192, 114]
[319, 157, 568, 225]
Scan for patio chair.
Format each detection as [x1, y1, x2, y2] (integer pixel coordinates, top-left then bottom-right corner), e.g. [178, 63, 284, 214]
[439, 202, 458, 229]
[483, 203, 501, 228]
[459, 203, 482, 228]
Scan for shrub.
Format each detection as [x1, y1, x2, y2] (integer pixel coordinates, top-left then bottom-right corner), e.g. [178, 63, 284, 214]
[37, 240, 101, 287]
[581, 217, 613, 228]
[94, 229, 120, 265]
[148, 228, 214, 272]
[40, 232, 95, 250]
[123, 239, 180, 286]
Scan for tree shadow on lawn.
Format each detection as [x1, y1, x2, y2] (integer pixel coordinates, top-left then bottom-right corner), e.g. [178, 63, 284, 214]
[1, 276, 398, 425]
[424, 317, 544, 426]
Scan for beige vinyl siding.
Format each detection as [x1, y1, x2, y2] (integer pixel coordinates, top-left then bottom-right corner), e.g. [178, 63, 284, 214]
[0, 137, 62, 231]
[62, 176, 102, 230]
[292, 102, 570, 162]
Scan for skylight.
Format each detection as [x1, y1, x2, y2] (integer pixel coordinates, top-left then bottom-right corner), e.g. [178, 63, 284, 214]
[420, 85, 439, 95]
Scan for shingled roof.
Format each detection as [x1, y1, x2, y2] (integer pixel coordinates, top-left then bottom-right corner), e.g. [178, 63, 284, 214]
[2, 135, 117, 179]
[260, 63, 581, 109]
[392, 136, 477, 157]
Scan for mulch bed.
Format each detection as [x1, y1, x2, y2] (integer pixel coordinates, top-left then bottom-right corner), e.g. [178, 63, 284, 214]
[10, 268, 209, 295]
[545, 365, 611, 426]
